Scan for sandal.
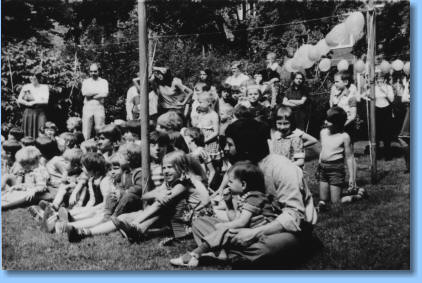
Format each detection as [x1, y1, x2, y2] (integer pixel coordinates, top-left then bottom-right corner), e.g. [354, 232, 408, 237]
[170, 252, 199, 267]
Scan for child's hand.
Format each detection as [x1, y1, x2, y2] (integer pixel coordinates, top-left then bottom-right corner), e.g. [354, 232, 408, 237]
[69, 192, 78, 206]
[25, 190, 37, 202]
[222, 187, 232, 202]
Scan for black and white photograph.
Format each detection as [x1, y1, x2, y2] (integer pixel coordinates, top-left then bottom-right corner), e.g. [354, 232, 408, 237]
[1, 0, 410, 270]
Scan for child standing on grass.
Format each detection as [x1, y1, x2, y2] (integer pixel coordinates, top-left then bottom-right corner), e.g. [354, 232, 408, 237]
[268, 106, 317, 168]
[317, 107, 359, 211]
[170, 161, 281, 267]
[2, 146, 49, 210]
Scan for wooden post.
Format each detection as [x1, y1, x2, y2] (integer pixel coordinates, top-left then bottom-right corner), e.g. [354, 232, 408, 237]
[138, 0, 150, 192]
[367, 0, 377, 183]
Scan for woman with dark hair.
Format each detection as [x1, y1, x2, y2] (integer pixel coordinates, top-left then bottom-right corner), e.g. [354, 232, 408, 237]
[150, 67, 193, 117]
[282, 72, 309, 131]
[17, 71, 50, 138]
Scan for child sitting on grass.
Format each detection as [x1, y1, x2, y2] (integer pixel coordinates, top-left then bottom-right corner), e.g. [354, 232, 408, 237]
[2, 146, 49, 210]
[268, 106, 317, 168]
[316, 107, 361, 211]
[170, 161, 281, 267]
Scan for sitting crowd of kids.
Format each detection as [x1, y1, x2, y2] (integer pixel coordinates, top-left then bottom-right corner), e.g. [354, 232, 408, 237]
[2, 69, 368, 267]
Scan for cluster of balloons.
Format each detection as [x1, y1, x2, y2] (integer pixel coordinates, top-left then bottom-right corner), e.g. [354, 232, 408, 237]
[353, 59, 410, 75]
[282, 11, 366, 73]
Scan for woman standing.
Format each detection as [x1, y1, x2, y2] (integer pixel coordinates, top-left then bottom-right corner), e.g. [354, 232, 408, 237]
[17, 72, 49, 138]
[151, 67, 193, 118]
[282, 72, 309, 131]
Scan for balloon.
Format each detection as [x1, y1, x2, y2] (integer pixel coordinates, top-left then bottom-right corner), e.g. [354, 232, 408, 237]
[284, 59, 298, 73]
[319, 58, 331, 72]
[345, 12, 365, 39]
[380, 60, 391, 73]
[294, 45, 315, 69]
[325, 23, 349, 47]
[307, 45, 321, 61]
[316, 39, 331, 56]
[290, 57, 302, 70]
[354, 60, 365, 73]
[403, 61, 410, 75]
[337, 59, 349, 72]
[392, 59, 404, 71]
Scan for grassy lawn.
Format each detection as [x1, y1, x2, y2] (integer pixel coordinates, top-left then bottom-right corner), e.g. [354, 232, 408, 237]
[1, 142, 410, 270]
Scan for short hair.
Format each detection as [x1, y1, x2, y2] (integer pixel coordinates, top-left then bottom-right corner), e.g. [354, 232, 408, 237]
[81, 152, 107, 177]
[326, 106, 347, 134]
[184, 127, 205, 147]
[9, 127, 24, 141]
[228, 161, 266, 194]
[58, 132, 78, 149]
[150, 131, 171, 148]
[157, 111, 183, 131]
[20, 136, 36, 147]
[233, 104, 253, 120]
[73, 131, 85, 147]
[273, 106, 296, 130]
[35, 136, 60, 160]
[334, 71, 352, 87]
[126, 143, 142, 169]
[81, 139, 98, 153]
[267, 52, 276, 60]
[63, 148, 83, 175]
[67, 117, 82, 131]
[98, 124, 122, 143]
[15, 146, 41, 168]
[246, 85, 262, 97]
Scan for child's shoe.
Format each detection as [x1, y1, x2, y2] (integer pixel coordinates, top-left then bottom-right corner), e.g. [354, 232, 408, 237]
[38, 200, 50, 210]
[58, 207, 70, 223]
[28, 206, 44, 223]
[55, 221, 69, 234]
[67, 226, 89, 243]
[40, 205, 57, 233]
[170, 252, 199, 267]
[111, 216, 143, 244]
[316, 201, 328, 213]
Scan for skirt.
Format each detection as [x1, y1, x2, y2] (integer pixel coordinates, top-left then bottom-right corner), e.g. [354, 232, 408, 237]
[23, 107, 47, 138]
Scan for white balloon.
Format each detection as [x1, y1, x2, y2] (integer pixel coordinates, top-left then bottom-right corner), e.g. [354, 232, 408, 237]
[380, 60, 391, 74]
[345, 12, 365, 38]
[284, 59, 298, 73]
[403, 61, 410, 75]
[319, 58, 332, 72]
[307, 45, 321, 61]
[337, 59, 349, 72]
[294, 45, 314, 69]
[326, 23, 349, 46]
[316, 39, 331, 56]
[392, 59, 404, 71]
[354, 60, 365, 73]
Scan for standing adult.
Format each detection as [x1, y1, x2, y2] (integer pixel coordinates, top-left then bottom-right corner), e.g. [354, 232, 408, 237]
[224, 61, 250, 96]
[126, 75, 158, 121]
[17, 71, 49, 138]
[81, 63, 109, 140]
[150, 67, 193, 117]
[282, 72, 309, 131]
[375, 73, 395, 160]
[192, 118, 317, 266]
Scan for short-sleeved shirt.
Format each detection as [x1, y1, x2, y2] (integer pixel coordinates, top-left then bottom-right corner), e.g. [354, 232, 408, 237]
[157, 78, 186, 110]
[126, 86, 158, 119]
[12, 165, 49, 190]
[225, 73, 250, 89]
[81, 77, 109, 104]
[237, 191, 281, 228]
[269, 129, 305, 162]
[20, 83, 49, 105]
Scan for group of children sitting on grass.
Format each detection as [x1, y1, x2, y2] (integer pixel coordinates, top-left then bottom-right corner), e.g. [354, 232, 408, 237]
[2, 73, 369, 267]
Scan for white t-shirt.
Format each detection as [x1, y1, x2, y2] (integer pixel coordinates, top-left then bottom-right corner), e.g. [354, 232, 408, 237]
[19, 83, 49, 104]
[81, 77, 109, 103]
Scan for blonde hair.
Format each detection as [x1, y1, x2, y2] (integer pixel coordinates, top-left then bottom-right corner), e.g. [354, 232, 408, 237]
[81, 139, 98, 153]
[67, 117, 82, 131]
[162, 150, 207, 184]
[15, 146, 41, 168]
[157, 111, 183, 131]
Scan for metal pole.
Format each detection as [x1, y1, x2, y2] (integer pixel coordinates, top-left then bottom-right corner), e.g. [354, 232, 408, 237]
[367, 0, 377, 183]
[138, 0, 150, 192]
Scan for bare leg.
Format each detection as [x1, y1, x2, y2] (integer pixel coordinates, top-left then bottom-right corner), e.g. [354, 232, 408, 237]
[330, 185, 342, 203]
[88, 220, 118, 236]
[319, 181, 330, 203]
[70, 212, 106, 229]
[130, 202, 162, 225]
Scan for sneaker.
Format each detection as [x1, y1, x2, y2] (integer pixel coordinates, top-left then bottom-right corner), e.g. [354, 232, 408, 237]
[170, 252, 199, 267]
[111, 217, 143, 244]
[28, 206, 44, 223]
[58, 207, 70, 223]
[67, 226, 85, 243]
[55, 221, 69, 234]
[40, 205, 57, 233]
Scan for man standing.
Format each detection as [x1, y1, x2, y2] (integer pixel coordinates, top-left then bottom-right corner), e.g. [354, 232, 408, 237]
[81, 63, 109, 140]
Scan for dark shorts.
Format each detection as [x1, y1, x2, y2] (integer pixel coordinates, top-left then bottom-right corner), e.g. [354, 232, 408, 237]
[317, 159, 345, 187]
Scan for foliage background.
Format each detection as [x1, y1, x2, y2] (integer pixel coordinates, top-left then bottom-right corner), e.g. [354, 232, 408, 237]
[1, 0, 410, 135]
